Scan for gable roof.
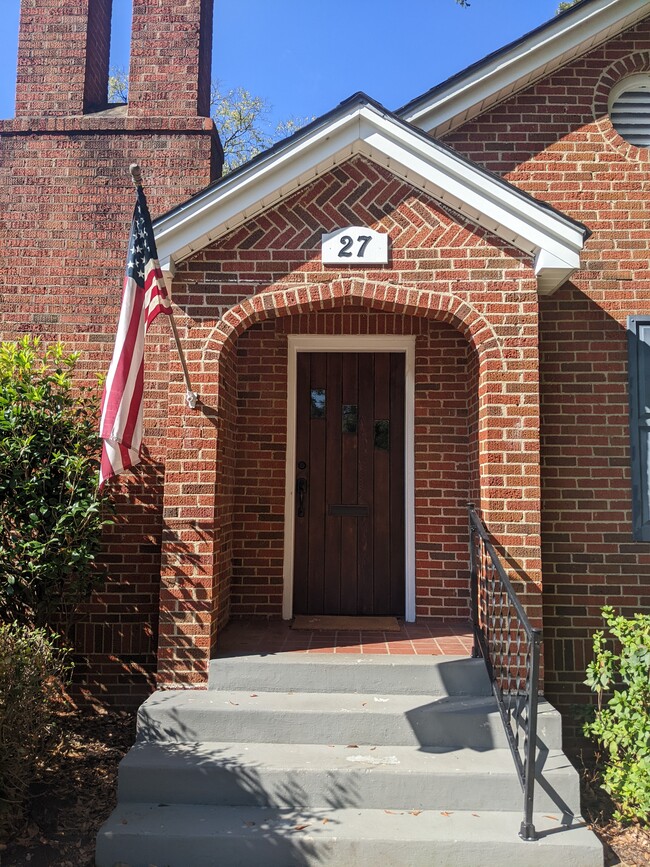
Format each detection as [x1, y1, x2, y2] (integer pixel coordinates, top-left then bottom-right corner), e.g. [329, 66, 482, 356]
[398, 0, 650, 136]
[154, 94, 588, 296]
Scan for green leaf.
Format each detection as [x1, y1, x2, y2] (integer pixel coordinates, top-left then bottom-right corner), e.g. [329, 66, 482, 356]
[0, 337, 114, 630]
[583, 606, 650, 825]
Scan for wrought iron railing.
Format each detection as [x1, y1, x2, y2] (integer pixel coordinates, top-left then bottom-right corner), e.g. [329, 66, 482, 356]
[467, 503, 542, 842]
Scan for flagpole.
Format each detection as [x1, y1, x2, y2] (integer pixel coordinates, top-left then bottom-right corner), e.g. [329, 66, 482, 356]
[129, 163, 198, 410]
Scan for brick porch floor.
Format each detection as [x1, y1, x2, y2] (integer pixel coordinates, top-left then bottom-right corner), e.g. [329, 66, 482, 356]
[216, 619, 474, 657]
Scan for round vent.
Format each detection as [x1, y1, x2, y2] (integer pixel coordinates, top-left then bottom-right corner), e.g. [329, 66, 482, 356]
[609, 75, 650, 148]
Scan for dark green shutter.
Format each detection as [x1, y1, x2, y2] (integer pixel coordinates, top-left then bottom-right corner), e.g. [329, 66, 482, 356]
[628, 316, 650, 541]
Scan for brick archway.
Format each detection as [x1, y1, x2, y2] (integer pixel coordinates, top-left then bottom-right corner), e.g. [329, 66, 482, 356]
[592, 51, 650, 161]
[202, 278, 505, 369]
[156, 280, 541, 688]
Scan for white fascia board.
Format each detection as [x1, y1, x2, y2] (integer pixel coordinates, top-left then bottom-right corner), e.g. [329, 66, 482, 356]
[357, 109, 584, 266]
[400, 0, 650, 134]
[154, 101, 585, 296]
[154, 108, 363, 266]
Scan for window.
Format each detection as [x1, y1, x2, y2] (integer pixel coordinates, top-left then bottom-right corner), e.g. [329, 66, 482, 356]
[627, 317, 650, 540]
[609, 75, 650, 148]
[310, 388, 326, 419]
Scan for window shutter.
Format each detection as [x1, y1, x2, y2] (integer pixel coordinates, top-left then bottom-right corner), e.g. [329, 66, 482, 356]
[627, 317, 650, 541]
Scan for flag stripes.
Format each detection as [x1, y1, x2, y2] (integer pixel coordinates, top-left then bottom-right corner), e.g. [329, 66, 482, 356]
[99, 186, 171, 488]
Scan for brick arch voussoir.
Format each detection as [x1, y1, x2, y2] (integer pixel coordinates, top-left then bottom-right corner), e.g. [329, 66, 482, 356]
[593, 52, 650, 163]
[202, 279, 504, 367]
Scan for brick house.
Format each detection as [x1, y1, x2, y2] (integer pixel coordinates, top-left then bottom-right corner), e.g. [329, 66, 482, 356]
[2, 0, 644, 718]
[2, 1, 649, 860]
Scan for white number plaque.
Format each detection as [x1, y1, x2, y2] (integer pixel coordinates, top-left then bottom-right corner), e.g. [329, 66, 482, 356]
[322, 227, 389, 265]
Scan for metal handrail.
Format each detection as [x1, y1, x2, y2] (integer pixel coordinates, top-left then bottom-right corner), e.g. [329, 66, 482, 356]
[468, 503, 542, 842]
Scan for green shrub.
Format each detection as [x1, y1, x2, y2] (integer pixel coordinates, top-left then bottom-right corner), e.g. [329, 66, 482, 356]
[583, 605, 650, 824]
[0, 337, 112, 631]
[0, 622, 71, 840]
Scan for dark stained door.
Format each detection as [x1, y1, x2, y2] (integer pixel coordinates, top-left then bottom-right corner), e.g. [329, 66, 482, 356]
[293, 352, 405, 616]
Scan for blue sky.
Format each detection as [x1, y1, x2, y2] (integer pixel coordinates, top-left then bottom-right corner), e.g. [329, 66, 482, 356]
[1, 1, 562, 125]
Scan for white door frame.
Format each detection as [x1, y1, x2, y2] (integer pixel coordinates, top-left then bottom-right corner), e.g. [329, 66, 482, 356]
[282, 334, 416, 621]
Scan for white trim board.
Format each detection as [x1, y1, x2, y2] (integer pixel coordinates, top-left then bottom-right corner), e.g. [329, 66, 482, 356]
[398, 0, 650, 136]
[154, 98, 587, 297]
[282, 335, 417, 622]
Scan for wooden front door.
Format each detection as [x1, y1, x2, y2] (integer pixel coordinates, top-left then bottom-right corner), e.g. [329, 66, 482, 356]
[293, 352, 405, 616]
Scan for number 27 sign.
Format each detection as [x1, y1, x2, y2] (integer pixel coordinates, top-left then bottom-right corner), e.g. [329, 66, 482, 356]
[321, 227, 389, 265]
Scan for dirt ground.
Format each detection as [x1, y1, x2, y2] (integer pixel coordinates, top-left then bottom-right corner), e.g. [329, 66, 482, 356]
[0, 708, 648, 866]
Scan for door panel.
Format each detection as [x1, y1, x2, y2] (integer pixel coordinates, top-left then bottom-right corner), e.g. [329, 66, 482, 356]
[293, 352, 405, 616]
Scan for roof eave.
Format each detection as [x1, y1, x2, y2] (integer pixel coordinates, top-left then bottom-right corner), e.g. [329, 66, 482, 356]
[154, 101, 367, 267]
[154, 100, 588, 298]
[398, 0, 650, 136]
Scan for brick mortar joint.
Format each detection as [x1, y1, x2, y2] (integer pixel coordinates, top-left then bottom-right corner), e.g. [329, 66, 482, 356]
[0, 117, 217, 134]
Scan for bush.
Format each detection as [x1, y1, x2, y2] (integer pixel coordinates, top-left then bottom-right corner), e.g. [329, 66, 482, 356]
[584, 605, 650, 824]
[0, 337, 112, 632]
[0, 622, 71, 840]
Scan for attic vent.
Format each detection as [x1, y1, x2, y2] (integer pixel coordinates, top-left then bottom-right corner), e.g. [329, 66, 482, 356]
[609, 75, 650, 148]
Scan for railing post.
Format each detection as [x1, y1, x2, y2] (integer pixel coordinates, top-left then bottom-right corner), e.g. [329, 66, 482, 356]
[519, 627, 542, 842]
[467, 502, 480, 659]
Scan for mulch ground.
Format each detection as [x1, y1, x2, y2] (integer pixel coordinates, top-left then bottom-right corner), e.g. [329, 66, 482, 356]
[0, 709, 648, 866]
[1, 708, 136, 867]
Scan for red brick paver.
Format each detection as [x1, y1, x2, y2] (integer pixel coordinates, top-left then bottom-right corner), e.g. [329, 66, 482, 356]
[216, 619, 473, 657]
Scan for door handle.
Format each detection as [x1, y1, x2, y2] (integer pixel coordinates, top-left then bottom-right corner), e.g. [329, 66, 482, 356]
[296, 477, 307, 517]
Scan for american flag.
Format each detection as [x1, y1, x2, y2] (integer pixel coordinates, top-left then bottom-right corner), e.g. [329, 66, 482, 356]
[99, 186, 172, 487]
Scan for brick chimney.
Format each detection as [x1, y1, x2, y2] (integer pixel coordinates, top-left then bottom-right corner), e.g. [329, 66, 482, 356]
[129, 0, 214, 117]
[14, 0, 215, 119]
[15, 0, 112, 116]
[1, 0, 221, 706]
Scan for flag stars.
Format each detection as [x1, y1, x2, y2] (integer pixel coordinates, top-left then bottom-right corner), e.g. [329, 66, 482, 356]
[126, 209, 159, 287]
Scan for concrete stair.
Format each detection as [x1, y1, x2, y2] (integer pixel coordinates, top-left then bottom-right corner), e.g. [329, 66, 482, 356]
[96, 653, 603, 866]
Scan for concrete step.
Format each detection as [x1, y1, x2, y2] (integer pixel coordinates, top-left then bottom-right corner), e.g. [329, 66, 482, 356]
[117, 740, 580, 814]
[137, 689, 563, 750]
[98, 653, 601, 866]
[96, 804, 603, 867]
[208, 653, 492, 696]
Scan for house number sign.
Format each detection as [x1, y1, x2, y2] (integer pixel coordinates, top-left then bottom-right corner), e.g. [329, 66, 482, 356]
[322, 226, 389, 265]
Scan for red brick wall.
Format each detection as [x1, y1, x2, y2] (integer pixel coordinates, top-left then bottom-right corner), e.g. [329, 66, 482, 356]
[443, 17, 650, 723]
[412, 316, 478, 619]
[539, 286, 650, 714]
[0, 125, 219, 705]
[230, 319, 287, 619]
[1, 0, 220, 705]
[84, 0, 112, 112]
